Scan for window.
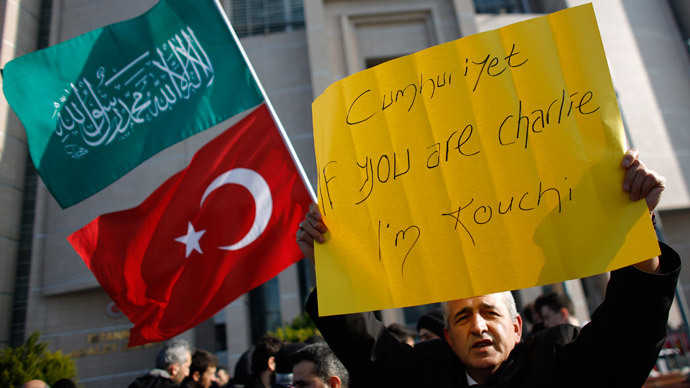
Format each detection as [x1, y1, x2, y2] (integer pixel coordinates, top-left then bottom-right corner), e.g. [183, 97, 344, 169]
[365, 56, 402, 69]
[215, 323, 228, 351]
[228, 0, 305, 37]
[403, 303, 441, 329]
[474, 0, 530, 14]
[668, 0, 690, 55]
[248, 276, 282, 343]
[297, 258, 315, 310]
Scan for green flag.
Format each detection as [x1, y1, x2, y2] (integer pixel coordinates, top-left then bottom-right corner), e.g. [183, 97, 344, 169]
[2, 0, 263, 208]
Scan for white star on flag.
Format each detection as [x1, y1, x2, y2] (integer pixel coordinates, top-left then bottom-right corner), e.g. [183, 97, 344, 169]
[175, 222, 206, 258]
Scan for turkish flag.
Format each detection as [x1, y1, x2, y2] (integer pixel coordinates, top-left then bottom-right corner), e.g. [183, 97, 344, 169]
[68, 104, 312, 346]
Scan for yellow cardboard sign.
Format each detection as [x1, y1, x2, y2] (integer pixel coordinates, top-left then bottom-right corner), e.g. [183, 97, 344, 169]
[312, 4, 660, 316]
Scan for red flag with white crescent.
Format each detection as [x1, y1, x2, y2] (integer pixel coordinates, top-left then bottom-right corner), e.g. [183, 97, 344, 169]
[68, 104, 311, 346]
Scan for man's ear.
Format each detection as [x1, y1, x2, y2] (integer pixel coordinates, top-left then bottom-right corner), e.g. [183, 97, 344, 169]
[192, 371, 201, 382]
[560, 307, 570, 321]
[327, 375, 342, 388]
[268, 355, 276, 372]
[169, 363, 180, 378]
[514, 315, 523, 343]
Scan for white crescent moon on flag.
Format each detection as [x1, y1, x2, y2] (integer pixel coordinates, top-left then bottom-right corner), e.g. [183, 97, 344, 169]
[200, 168, 273, 251]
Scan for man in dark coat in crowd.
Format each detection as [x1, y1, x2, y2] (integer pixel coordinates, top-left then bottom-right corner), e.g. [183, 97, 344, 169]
[129, 339, 193, 388]
[291, 344, 349, 388]
[534, 292, 579, 328]
[417, 308, 445, 342]
[246, 335, 283, 388]
[184, 350, 219, 388]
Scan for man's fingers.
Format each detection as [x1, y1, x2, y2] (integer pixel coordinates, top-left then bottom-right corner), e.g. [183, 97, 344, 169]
[301, 215, 326, 243]
[620, 149, 666, 210]
[629, 167, 649, 201]
[296, 227, 314, 245]
[296, 228, 315, 266]
[639, 173, 659, 198]
[621, 148, 639, 169]
[644, 171, 666, 211]
[295, 203, 327, 264]
[305, 211, 328, 234]
[303, 203, 328, 235]
[622, 158, 640, 192]
[309, 203, 322, 221]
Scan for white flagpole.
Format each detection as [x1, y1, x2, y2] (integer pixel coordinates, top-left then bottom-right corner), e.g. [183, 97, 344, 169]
[213, 0, 317, 202]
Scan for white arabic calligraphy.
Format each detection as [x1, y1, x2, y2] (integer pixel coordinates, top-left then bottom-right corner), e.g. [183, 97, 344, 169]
[54, 26, 214, 158]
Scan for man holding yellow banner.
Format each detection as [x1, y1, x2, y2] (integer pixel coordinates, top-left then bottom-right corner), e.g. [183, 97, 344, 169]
[297, 148, 680, 387]
[299, 4, 682, 387]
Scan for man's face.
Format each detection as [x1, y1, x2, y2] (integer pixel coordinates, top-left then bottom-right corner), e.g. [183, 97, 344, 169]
[293, 360, 329, 388]
[216, 368, 230, 386]
[171, 351, 192, 383]
[418, 328, 441, 342]
[194, 366, 218, 388]
[540, 306, 566, 328]
[443, 294, 522, 381]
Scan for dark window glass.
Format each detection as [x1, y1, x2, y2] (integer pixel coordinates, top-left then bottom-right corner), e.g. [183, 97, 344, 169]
[248, 276, 282, 343]
[474, 0, 529, 14]
[365, 56, 402, 69]
[403, 303, 442, 329]
[215, 323, 228, 351]
[669, 0, 690, 56]
[297, 258, 315, 310]
[229, 0, 305, 37]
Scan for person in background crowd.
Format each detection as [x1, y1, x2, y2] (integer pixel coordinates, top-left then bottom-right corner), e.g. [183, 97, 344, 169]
[233, 346, 254, 387]
[291, 344, 349, 388]
[273, 342, 308, 388]
[535, 291, 580, 328]
[52, 379, 77, 388]
[416, 308, 444, 342]
[247, 335, 283, 388]
[215, 366, 232, 388]
[304, 335, 326, 344]
[520, 301, 545, 339]
[21, 380, 48, 388]
[129, 338, 193, 388]
[385, 323, 416, 347]
[184, 349, 219, 388]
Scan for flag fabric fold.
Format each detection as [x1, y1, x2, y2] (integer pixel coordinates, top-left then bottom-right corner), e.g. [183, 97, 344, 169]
[68, 104, 311, 346]
[2, 0, 262, 208]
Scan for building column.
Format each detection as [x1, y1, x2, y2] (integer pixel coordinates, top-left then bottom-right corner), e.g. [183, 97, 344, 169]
[0, 0, 42, 349]
[451, 0, 479, 37]
[304, 0, 332, 98]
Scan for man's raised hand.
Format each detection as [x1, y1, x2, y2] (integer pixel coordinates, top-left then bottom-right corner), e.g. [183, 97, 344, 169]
[296, 203, 328, 265]
[622, 148, 665, 273]
[622, 148, 665, 211]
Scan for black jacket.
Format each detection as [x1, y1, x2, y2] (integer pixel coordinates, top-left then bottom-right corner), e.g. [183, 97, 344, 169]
[307, 242, 680, 387]
[129, 375, 180, 388]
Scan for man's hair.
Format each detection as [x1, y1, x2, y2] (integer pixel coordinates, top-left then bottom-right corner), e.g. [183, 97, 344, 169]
[156, 338, 194, 369]
[534, 292, 573, 315]
[275, 342, 308, 374]
[290, 344, 349, 387]
[442, 291, 519, 328]
[191, 349, 219, 375]
[251, 335, 283, 374]
[52, 379, 77, 388]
